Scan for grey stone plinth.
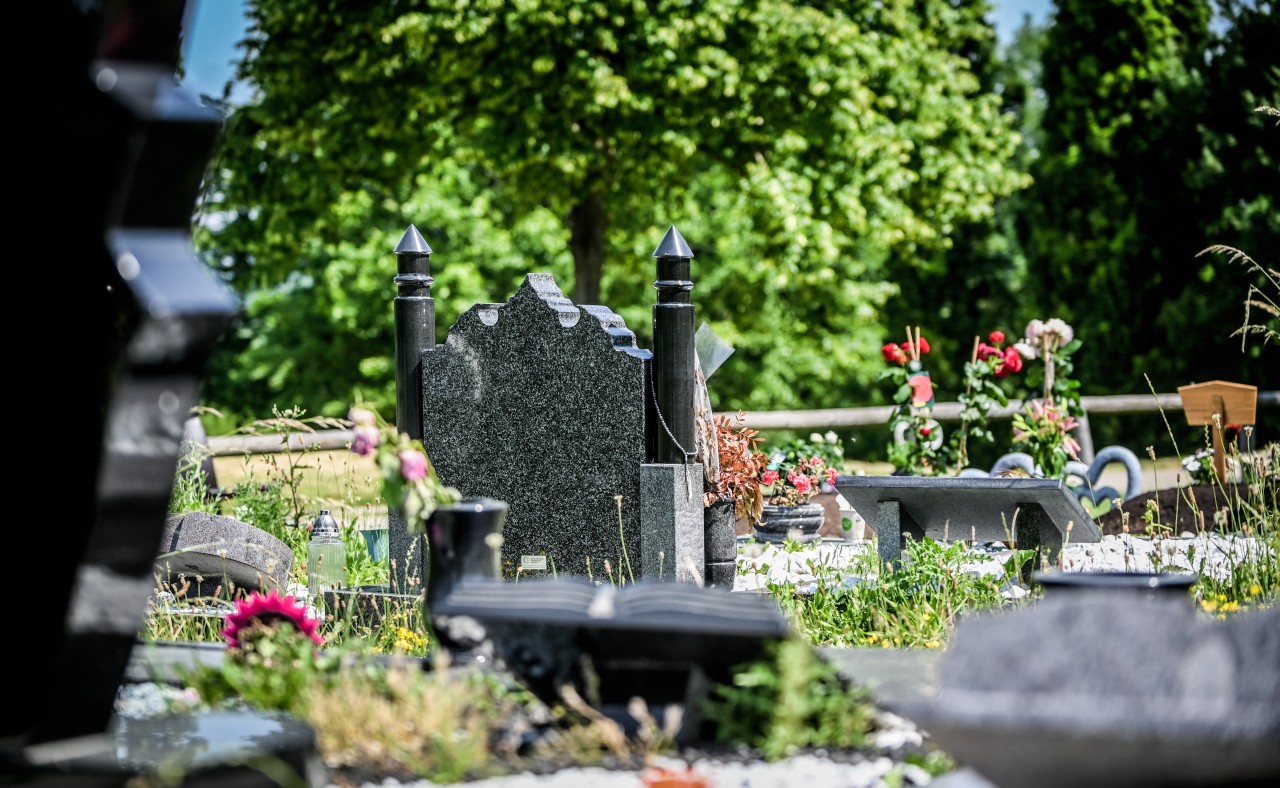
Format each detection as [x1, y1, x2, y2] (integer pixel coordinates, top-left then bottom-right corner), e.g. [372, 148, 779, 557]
[155, 512, 294, 598]
[420, 274, 653, 580]
[641, 463, 706, 584]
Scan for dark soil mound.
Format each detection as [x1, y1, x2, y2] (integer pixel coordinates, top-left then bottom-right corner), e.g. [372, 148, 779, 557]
[1096, 482, 1253, 536]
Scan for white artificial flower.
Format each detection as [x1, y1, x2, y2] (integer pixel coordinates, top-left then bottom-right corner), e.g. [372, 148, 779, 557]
[809, 432, 824, 443]
[1044, 317, 1074, 345]
[1013, 341, 1037, 360]
[1024, 319, 1045, 343]
[824, 430, 839, 444]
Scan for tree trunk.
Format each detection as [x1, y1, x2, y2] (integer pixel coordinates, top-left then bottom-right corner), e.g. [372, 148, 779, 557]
[569, 191, 607, 305]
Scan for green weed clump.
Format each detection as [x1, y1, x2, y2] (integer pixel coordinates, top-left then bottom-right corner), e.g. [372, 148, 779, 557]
[753, 536, 1026, 649]
[1190, 441, 1279, 616]
[701, 637, 874, 761]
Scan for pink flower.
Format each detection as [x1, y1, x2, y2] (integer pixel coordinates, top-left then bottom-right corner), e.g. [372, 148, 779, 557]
[826, 468, 838, 486]
[809, 455, 825, 468]
[351, 425, 381, 456]
[788, 472, 813, 496]
[761, 469, 780, 486]
[399, 449, 428, 481]
[995, 346, 1023, 378]
[223, 589, 323, 650]
[976, 342, 1000, 361]
[989, 330, 1005, 345]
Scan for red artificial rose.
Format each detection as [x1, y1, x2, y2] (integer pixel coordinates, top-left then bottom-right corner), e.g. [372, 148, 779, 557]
[995, 346, 1023, 378]
[761, 469, 780, 486]
[917, 336, 931, 354]
[989, 330, 1005, 345]
[976, 342, 999, 361]
[919, 426, 933, 437]
[882, 343, 907, 365]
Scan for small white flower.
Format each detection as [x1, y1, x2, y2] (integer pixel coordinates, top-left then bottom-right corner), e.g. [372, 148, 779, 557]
[1024, 319, 1045, 343]
[1044, 317, 1074, 345]
[1013, 341, 1037, 360]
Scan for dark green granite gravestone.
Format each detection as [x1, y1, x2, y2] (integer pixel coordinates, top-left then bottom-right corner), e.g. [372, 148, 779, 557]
[421, 274, 703, 583]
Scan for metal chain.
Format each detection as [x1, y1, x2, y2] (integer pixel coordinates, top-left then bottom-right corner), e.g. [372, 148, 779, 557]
[645, 365, 699, 502]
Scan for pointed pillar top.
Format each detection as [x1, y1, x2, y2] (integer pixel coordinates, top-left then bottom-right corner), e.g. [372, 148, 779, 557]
[652, 225, 693, 259]
[394, 224, 432, 255]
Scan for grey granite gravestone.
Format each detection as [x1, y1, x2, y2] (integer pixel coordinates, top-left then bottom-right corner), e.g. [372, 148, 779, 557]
[899, 578, 1280, 788]
[155, 512, 295, 598]
[835, 475, 1102, 575]
[421, 273, 702, 582]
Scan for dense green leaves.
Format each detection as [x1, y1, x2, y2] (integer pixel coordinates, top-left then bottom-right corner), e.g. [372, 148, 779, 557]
[195, 0, 1025, 425]
[1020, 0, 1278, 424]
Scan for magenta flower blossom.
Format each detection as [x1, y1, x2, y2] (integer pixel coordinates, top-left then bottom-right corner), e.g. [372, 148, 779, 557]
[399, 449, 428, 481]
[350, 425, 381, 456]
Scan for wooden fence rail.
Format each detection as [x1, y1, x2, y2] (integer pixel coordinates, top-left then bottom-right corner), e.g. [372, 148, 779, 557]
[204, 391, 1278, 463]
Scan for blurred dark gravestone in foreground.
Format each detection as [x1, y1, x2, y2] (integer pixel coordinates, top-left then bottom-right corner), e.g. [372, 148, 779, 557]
[8, 2, 319, 785]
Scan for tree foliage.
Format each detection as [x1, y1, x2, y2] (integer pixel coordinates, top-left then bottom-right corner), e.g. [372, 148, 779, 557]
[1020, 0, 1278, 407]
[196, 0, 1025, 424]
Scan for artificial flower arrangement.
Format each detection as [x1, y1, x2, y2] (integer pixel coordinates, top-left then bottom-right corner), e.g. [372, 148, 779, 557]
[759, 435, 842, 507]
[348, 406, 461, 532]
[880, 326, 1023, 476]
[1008, 318, 1084, 478]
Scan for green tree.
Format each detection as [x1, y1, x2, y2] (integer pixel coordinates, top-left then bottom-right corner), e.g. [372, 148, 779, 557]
[1017, 0, 1277, 450]
[197, 0, 1026, 424]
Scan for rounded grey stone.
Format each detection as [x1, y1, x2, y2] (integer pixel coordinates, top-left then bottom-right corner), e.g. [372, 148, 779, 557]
[154, 512, 294, 599]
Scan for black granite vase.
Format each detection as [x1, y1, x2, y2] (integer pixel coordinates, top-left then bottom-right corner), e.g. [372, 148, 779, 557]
[423, 498, 508, 603]
[752, 502, 825, 544]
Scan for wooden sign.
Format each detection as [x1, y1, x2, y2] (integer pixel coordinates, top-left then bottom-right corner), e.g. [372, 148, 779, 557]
[1177, 380, 1257, 481]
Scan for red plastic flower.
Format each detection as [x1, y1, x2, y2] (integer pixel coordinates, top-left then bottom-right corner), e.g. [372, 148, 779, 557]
[222, 589, 323, 650]
[760, 469, 780, 486]
[918, 336, 930, 354]
[976, 342, 999, 362]
[919, 426, 933, 437]
[826, 467, 838, 486]
[988, 330, 1005, 345]
[882, 343, 907, 365]
[995, 346, 1023, 378]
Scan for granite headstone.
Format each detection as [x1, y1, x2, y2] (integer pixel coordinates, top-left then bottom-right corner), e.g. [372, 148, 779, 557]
[422, 273, 699, 581]
[155, 512, 295, 599]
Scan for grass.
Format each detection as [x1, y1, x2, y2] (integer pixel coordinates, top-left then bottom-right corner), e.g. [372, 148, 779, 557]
[143, 405, 1276, 785]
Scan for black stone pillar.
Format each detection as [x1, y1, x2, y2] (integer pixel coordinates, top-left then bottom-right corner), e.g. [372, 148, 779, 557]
[394, 224, 434, 440]
[390, 225, 435, 593]
[651, 225, 696, 465]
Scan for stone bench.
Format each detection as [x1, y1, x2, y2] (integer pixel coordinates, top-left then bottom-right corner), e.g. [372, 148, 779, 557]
[834, 475, 1103, 579]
